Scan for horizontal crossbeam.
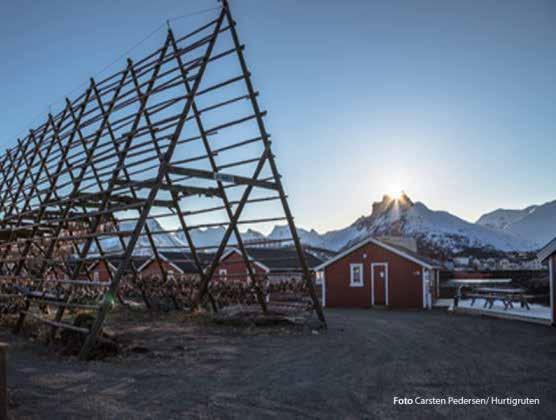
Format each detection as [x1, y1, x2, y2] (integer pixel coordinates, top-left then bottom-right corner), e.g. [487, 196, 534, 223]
[166, 165, 278, 190]
[113, 178, 222, 198]
[24, 312, 90, 334]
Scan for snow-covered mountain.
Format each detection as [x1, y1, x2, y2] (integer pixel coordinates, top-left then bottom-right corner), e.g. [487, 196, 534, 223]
[267, 225, 328, 249]
[314, 194, 536, 254]
[90, 193, 552, 257]
[175, 225, 329, 249]
[476, 200, 556, 247]
[176, 227, 265, 248]
[476, 206, 538, 231]
[172, 194, 538, 255]
[89, 218, 187, 256]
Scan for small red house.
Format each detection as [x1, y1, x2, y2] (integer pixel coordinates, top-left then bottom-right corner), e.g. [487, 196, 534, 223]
[51, 258, 112, 282]
[85, 255, 151, 281]
[537, 239, 556, 325]
[87, 259, 114, 282]
[215, 247, 324, 284]
[315, 237, 440, 309]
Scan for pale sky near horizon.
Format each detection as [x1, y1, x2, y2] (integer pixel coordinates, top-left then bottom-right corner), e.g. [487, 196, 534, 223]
[1, 0, 555, 234]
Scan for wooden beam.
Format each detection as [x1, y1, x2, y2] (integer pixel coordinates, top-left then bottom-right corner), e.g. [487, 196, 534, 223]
[166, 165, 278, 190]
[114, 178, 222, 197]
[25, 312, 89, 334]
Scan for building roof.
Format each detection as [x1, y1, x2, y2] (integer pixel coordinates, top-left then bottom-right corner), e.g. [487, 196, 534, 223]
[315, 236, 440, 271]
[384, 242, 440, 268]
[222, 247, 324, 272]
[136, 251, 217, 274]
[64, 254, 152, 276]
[105, 255, 151, 272]
[537, 237, 556, 262]
[159, 251, 204, 274]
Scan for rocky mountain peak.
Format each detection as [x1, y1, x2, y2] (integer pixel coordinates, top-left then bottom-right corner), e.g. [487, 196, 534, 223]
[372, 192, 413, 215]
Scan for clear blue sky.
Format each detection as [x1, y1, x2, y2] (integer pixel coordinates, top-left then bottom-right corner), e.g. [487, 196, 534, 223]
[1, 0, 555, 233]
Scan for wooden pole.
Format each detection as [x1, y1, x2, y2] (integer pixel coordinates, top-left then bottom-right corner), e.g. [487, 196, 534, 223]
[1, 2, 327, 357]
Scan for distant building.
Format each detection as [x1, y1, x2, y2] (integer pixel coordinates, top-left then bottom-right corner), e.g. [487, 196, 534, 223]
[215, 247, 324, 285]
[88, 255, 151, 281]
[138, 252, 213, 279]
[471, 258, 483, 270]
[453, 257, 470, 268]
[443, 260, 455, 271]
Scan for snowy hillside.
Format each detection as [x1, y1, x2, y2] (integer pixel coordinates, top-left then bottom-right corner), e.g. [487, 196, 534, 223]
[477, 200, 556, 247]
[320, 225, 365, 252]
[89, 193, 550, 257]
[267, 225, 328, 248]
[176, 227, 265, 248]
[318, 194, 536, 253]
[89, 218, 187, 256]
[476, 206, 537, 231]
[401, 202, 534, 252]
[176, 225, 329, 249]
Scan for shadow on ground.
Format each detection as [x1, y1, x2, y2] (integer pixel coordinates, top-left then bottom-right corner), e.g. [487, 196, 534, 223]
[4, 309, 556, 419]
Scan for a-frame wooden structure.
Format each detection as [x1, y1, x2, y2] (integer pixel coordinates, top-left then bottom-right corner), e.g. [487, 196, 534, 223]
[0, 1, 326, 360]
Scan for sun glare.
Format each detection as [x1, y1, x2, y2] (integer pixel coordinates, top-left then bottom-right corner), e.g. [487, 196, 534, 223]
[386, 185, 404, 200]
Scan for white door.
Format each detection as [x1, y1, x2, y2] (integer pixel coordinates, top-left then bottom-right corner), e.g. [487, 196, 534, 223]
[371, 263, 388, 306]
[422, 269, 432, 309]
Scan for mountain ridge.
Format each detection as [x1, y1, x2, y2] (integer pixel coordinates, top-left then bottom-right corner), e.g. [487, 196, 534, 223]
[92, 194, 555, 257]
[476, 199, 556, 247]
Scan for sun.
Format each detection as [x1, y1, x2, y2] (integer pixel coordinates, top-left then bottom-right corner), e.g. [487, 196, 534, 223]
[386, 185, 404, 200]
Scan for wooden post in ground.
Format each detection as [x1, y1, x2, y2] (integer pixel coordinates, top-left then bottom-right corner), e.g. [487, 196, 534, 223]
[0, 343, 8, 420]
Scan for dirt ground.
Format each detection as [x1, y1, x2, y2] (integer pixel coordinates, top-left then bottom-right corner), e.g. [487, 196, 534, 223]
[4, 308, 556, 419]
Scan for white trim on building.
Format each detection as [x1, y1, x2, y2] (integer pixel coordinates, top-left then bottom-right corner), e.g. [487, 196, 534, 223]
[219, 248, 271, 273]
[538, 238, 556, 262]
[137, 254, 185, 274]
[349, 263, 364, 287]
[315, 270, 327, 307]
[315, 237, 437, 271]
[422, 268, 432, 309]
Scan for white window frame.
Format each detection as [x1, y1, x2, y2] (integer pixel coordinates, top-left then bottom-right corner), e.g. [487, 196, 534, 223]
[315, 271, 324, 285]
[349, 263, 364, 287]
[219, 268, 228, 282]
[93, 272, 99, 282]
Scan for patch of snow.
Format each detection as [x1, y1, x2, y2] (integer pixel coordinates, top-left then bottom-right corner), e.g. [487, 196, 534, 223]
[176, 226, 266, 249]
[268, 225, 327, 248]
[477, 200, 556, 247]
[454, 298, 550, 321]
[476, 207, 536, 231]
[403, 202, 535, 252]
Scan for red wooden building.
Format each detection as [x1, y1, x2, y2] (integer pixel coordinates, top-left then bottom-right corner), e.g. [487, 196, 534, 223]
[87, 259, 116, 282]
[69, 255, 150, 282]
[48, 258, 116, 283]
[315, 237, 440, 309]
[537, 239, 556, 325]
[216, 247, 324, 284]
